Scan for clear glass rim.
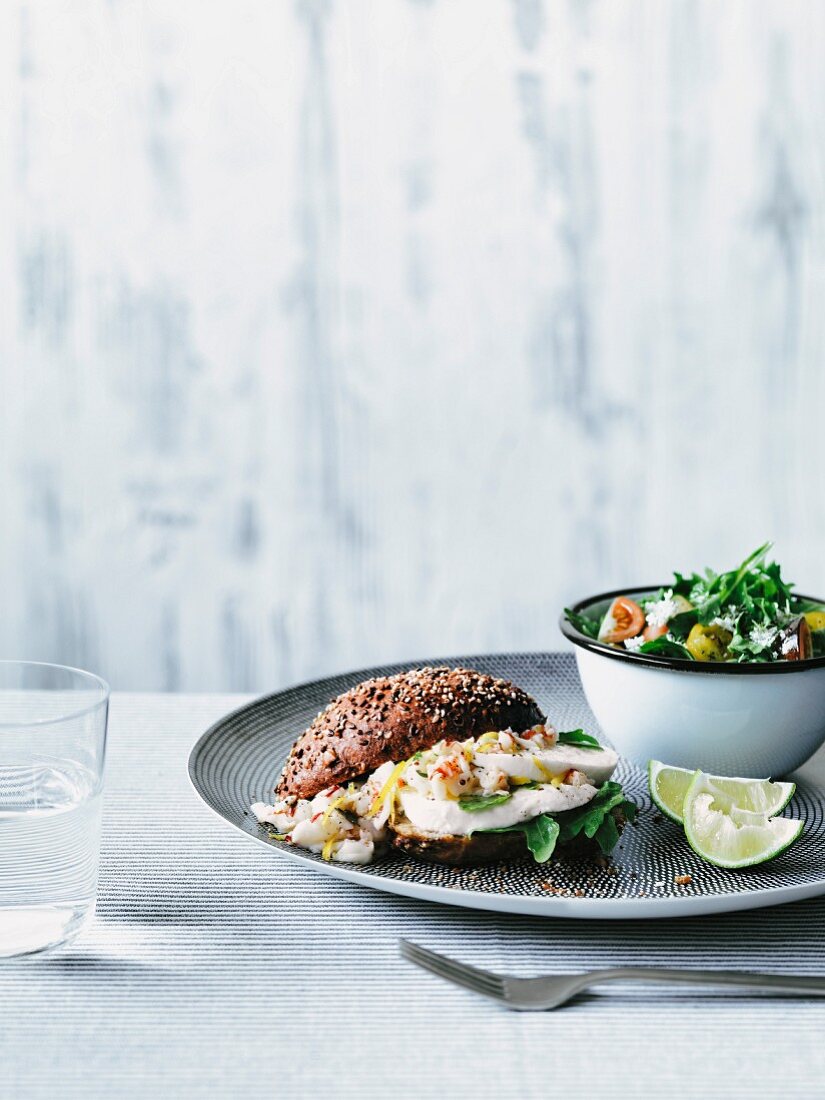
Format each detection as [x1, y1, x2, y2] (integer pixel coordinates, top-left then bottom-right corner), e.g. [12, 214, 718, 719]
[0, 660, 110, 728]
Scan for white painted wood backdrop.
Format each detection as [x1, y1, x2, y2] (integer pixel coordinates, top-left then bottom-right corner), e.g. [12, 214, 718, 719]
[2, 0, 825, 692]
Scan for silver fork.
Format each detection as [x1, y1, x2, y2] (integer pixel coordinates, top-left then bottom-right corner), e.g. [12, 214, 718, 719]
[399, 939, 825, 1011]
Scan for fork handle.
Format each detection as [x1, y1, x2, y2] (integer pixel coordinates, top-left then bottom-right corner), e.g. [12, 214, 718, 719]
[590, 967, 825, 996]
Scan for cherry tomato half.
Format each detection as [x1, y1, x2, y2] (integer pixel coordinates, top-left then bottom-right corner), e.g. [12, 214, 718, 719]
[643, 622, 668, 643]
[599, 596, 645, 644]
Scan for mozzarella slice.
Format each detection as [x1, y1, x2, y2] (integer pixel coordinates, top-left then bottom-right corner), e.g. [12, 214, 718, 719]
[475, 744, 618, 786]
[397, 783, 599, 837]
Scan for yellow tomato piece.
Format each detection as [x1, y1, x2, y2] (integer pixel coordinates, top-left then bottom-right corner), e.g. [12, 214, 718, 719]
[804, 610, 825, 632]
[686, 623, 733, 662]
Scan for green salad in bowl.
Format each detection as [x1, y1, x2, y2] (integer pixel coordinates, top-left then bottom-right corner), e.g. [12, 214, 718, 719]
[565, 543, 825, 665]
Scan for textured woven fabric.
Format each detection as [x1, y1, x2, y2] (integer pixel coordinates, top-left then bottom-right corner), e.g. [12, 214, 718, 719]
[2, 689, 825, 1099]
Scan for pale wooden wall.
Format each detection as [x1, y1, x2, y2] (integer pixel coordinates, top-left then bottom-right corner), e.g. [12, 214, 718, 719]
[2, 0, 825, 692]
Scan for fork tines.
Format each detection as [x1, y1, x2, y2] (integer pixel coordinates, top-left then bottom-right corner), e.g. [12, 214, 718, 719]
[399, 939, 506, 1001]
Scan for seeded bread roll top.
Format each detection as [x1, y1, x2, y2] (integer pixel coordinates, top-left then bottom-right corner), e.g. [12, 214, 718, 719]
[276, 666, 545, 801]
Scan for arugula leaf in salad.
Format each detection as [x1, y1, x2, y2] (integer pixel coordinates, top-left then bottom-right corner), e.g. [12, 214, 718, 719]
[563, 607, 600, 640]
[565, 544, 825, 664]
[637, 636, 693, 660]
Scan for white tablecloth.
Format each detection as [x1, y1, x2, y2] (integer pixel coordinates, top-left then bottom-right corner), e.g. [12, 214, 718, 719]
[2, 692, 824, 1099]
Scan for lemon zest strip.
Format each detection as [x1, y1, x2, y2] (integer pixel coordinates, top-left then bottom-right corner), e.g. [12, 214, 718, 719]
[322, 792, 349, 824]
[368, 760, 408, 818]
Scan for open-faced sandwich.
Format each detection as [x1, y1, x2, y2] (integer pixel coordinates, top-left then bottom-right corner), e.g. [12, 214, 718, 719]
[251, 666, 635, 867]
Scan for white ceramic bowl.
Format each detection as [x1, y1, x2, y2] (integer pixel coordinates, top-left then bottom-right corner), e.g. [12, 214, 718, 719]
[560, 588, 825, 778]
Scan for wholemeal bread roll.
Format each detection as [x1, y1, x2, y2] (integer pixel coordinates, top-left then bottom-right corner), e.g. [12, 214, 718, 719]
[276, 666, 545, 801]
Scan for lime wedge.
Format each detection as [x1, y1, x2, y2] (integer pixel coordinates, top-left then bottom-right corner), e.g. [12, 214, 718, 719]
[648, 760, 795, 825]
[683, 771, 803, 869]
[648, 761, 694, 823]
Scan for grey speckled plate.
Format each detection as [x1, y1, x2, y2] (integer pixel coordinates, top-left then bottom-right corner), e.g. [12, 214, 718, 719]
[188, 653, 825, 919]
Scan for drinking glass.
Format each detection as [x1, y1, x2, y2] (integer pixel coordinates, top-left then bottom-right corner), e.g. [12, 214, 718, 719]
[0, 661, 109, 957]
